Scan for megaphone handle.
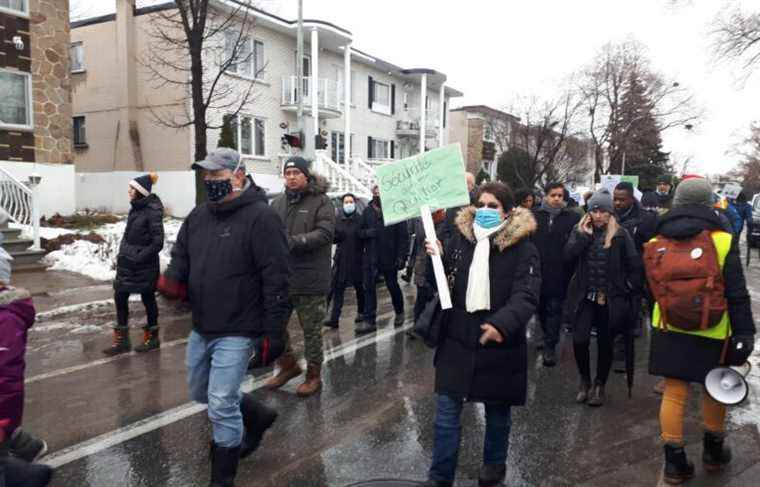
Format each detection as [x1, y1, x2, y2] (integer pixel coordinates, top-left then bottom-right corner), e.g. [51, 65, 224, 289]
[719, 336, 731, 366]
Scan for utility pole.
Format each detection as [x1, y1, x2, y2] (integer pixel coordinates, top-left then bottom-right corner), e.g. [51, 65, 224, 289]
[296, 0, 304, 150]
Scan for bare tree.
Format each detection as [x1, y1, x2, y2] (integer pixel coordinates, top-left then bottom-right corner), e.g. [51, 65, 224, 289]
[579, 39, 700, 181]
[495, 89, 590, 189]
[728, 122, 760, 194]
[140, 0, 263, 204]
[711, 3, 760, 80]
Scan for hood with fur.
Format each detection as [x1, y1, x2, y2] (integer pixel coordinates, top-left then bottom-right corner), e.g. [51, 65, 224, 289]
[305, 174, 331, 196]
[0, 287, 35, 330]
[455, 206, 537, 251]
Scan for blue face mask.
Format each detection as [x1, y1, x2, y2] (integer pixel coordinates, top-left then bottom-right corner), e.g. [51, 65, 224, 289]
[343, 203, 356, 215]
[474, 208, 503, 229]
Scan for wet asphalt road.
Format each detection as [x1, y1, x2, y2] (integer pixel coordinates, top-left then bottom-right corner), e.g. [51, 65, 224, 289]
[14, 247, 760, 486]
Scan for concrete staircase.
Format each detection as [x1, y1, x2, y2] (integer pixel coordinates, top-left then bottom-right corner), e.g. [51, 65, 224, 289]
[0, 224, 47, 272]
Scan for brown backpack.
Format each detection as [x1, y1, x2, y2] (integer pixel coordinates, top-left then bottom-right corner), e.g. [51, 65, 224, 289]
[643, 230, 727, 331]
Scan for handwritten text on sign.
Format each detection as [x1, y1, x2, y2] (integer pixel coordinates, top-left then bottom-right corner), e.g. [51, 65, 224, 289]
[375, 144, 470, 226]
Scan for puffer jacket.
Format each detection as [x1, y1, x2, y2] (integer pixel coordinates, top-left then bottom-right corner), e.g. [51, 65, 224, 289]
[564, 222, 643, 333]
[532, 206, 580, 299]
[434, 207, 540, 405]
[271, 175, 335, 296]
[114, 194, 165, 293]
[648, 205, 756, 383]
[0, 287, 35, 439]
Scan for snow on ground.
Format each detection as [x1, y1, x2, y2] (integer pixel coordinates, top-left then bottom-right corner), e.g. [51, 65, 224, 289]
[9, 222, 76, 240]
[43, 218, 183, 282]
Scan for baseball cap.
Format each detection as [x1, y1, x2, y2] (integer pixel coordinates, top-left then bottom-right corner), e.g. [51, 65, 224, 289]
[192, 148, 244, 172]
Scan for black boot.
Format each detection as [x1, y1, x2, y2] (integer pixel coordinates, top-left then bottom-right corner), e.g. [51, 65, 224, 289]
[209, 442, 240, 487]
[702, 431, 732, 472]
[478, 463, 506, 486]
[134, 328, 160, 353]
[102, 329, 131, 356]
[663, 444, 695, 485]
[587, 383, 606, 407]
[7, 429, 47, 462]
[0, 454, 54, 487]
[542, 347, 557, 367]
[239, 394, 278, 460]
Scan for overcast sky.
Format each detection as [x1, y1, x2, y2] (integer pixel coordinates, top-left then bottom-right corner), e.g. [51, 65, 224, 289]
[76, 0, 760, 176]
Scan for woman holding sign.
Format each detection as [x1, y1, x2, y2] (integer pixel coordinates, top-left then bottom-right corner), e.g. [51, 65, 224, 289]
[423, 182, 540, 487]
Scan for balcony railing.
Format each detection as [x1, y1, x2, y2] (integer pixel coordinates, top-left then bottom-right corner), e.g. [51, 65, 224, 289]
[281, 76, 342, 115]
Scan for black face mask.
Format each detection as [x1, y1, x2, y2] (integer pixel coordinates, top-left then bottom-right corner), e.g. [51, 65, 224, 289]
[205, 179, 233, 202]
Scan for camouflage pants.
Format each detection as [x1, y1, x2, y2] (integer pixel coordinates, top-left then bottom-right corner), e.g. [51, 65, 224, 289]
[283, 295, 326, 367]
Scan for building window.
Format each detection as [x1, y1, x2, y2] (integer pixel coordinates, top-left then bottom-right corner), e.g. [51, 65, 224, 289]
[371, 80, 391, 115]
[331, 131, 354, 163]
[0, 70, 32, 130]
[71, 42, 85, 73]
[224, 32, 264, 79]
[369, 137, 391, 159]
[230, 114, 266, 157]
[73, 116, 87, 147]
[0, 0, 28, 16]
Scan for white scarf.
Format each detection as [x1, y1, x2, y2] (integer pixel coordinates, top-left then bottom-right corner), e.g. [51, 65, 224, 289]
[466, 220, 508, 313]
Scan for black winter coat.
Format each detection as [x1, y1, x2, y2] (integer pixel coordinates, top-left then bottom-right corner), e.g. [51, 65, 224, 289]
[564, 223, 643, 333]
[114, 194, 165, 294]
[616, 201, 658, 252]
[271, 176, 335, 296]
[434, 207, 541, 405]
[165, 182, 291, 338]
[332, 210, 364, 286]
[648, 205, 756, 383]
[532, 207, 580, 299]
[360, 203, 409, 272]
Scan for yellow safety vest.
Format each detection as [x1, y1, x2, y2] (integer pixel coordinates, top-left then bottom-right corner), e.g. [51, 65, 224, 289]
[650, 231, 733, 340]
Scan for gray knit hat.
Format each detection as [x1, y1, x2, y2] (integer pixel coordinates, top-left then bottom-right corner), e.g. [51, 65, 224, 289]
[673, 177, 712, 208]
[586, 189, 614, 213]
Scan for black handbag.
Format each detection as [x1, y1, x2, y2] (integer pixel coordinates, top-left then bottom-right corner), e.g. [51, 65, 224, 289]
[413, 294, 447, 348]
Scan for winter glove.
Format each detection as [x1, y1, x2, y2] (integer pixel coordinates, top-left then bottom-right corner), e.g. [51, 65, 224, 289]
[728, 334, 755, 366]
[156, 275, 187, 301]
[248, 335, 285, 370]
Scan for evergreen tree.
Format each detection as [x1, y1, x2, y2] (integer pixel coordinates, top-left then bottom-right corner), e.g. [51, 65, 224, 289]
[217, 115, 237, 150]
[608, 71, 671, 190]
[497, 147, 533, 190]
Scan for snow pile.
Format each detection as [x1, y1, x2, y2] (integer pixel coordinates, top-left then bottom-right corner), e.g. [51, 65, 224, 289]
[44, 218, 183, 281]
[9, 222, 75, 240]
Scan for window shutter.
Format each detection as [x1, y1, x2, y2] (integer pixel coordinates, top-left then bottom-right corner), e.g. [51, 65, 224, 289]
[390, 140, 395, 159]
[368, 76, 374, 109]
[391, 84, 396, 115]
[368, 136, 374, 158]
[443, 101, 447, 128]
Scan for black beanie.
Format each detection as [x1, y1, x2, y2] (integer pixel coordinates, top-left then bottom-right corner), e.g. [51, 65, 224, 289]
[130, 173, 158, 197]
[283, 156, 311, 179]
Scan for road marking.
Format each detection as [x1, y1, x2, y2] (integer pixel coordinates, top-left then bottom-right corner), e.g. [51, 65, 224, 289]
[41, 315, 413, 469]
[24, 337, 190, 384]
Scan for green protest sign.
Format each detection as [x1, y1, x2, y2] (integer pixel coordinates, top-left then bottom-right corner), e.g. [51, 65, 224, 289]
[375, 144, 470, 226]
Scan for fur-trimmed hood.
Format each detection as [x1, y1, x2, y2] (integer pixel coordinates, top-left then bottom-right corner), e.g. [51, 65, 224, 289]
[455, 206, 537, 251]
[0, 287, 30, 306]
[305, 174, 331, 196]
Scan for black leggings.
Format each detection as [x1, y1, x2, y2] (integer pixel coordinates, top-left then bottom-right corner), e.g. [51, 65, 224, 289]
[573, 300, 612, 386]
[115, 291, 159, 330]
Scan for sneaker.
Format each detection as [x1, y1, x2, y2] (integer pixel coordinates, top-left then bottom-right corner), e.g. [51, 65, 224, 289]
[8, 429, 48, 462]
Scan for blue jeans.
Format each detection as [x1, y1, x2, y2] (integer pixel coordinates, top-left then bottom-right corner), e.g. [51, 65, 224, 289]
[186, 330, 253, 448]
[429, 394, 512, 482]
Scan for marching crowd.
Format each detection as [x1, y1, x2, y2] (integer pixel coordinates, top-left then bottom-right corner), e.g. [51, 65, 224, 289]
[0, 147, 757, 487]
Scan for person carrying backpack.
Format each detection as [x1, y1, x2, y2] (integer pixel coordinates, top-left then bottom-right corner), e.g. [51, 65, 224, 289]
[645, 176, 755, 485]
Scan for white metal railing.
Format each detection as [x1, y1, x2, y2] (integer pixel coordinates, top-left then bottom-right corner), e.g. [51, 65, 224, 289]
[281, 76, 343, 113]
[314, 150, 371, 198]
[0, 165, 40, 250]
[348, 156, 377, 189]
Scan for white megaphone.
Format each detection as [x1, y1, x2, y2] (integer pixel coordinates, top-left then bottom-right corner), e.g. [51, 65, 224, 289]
[705, 364, 750, 406]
